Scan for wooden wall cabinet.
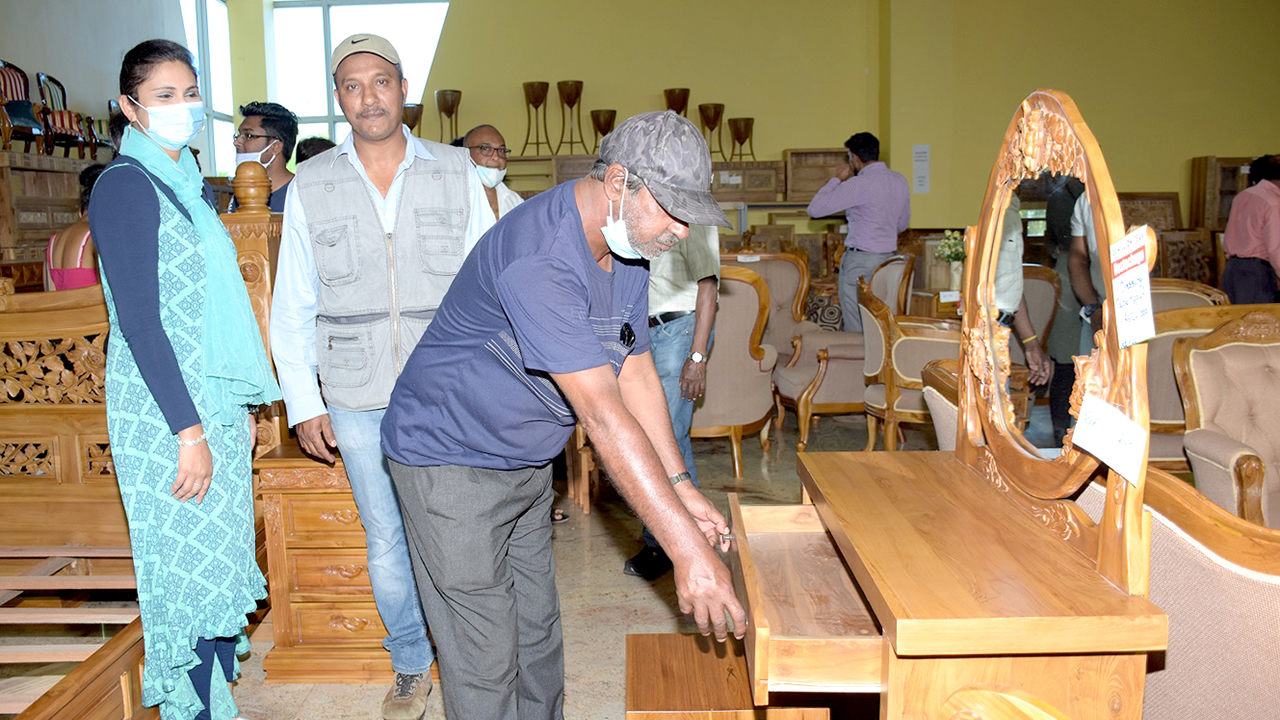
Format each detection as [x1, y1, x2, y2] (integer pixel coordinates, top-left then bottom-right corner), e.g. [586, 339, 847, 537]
[1190, 155, 1254, 231]
[0, 151, 94, 262]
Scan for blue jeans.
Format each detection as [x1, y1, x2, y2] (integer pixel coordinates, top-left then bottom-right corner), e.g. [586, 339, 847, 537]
[642, 312, 713, 548]
[328, 406, 433, 675]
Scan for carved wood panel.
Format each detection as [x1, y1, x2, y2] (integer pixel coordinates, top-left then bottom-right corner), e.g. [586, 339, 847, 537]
[1, 335, 106, 404]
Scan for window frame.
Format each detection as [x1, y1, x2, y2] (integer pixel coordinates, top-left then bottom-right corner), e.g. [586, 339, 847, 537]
[185, 0, 235, 175]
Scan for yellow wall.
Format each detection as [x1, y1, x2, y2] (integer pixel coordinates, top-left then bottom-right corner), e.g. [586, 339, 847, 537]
[227, 0, 272, 116]
[226, 0, 1280, 230]
[884, 0, 1280, 228]
[423, 0, 878, 159]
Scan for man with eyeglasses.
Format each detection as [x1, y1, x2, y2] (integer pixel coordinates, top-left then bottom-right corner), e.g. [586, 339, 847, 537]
[230, 101, 297, 212]
[453, 124, 522, 227]
[270, 33, 489, 720]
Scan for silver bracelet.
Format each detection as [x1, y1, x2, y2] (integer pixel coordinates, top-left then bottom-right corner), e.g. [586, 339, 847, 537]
[669, 471, 692, 486]
[177, 433, 207, 448]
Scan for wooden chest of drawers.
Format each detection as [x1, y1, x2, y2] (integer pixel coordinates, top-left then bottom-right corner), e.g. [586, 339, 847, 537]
[257, 447, 395, 683]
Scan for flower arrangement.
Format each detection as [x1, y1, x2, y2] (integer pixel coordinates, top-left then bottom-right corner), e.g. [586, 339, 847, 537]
[935, 229, 966, 263]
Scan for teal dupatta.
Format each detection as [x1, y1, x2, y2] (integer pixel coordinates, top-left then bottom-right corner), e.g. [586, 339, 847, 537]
[120, 127, 281, 425]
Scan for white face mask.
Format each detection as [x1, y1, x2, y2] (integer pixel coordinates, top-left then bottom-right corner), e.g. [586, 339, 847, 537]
[601, 169, 643, 261]
[236, 139, 279, 170]
[475, 164, 507, 189]
[130, 97, 205, 151]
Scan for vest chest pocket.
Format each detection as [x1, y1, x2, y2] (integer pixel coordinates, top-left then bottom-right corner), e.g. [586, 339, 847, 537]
[415, 208, 465, 276]
[317, 319, 376, 389]
[311, 215, 360, 286]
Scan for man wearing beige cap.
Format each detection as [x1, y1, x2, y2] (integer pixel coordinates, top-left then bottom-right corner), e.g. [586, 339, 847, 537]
[271, 33, 489, 719]
[382, 111, 747, 720]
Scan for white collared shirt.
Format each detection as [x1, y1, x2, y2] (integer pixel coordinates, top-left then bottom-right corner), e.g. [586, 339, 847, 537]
[270, 125, 489, 424]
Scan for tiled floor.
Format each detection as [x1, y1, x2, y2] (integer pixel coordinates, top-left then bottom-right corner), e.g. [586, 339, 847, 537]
[230, 414, 938, 719]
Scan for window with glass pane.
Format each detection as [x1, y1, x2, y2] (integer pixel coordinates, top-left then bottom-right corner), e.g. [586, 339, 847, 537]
[271, 1, 449, 143]
[207, 0, 233, 115]
[212, 118, 237, 176]
[273, 7, 328, 118]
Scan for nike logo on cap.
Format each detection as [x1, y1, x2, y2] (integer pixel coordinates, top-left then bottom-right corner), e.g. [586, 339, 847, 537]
[352, 37, 368, 43]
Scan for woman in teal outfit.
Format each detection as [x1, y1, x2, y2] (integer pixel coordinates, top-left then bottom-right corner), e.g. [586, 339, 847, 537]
[87, 39, 280, 720]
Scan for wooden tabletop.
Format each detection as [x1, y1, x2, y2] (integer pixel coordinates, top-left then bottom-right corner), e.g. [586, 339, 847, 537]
[798, 451, 1167, 657]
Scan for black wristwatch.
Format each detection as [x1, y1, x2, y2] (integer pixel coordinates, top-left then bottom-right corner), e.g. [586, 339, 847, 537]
[1079, 302, 1102, 320]
[996, 310, 1016, 327]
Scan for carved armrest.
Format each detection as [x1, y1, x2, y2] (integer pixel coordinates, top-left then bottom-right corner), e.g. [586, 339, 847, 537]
[788, 328, 863, 368]
[794, 319, 822, 337]
[820, 342, 864, 362]
[757, 343, 778, 373]
[1183, 428, 1267, 526]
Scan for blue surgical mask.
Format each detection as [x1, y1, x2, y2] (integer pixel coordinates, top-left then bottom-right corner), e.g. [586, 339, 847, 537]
[130, 97, 206, 151]
[475, 164, 507, 189]
[601, 169, 642, 260]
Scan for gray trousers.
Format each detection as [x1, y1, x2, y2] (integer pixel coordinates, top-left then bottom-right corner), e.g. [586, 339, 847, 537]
[389, 460, 564, 720]
[838, 248, 893, 332]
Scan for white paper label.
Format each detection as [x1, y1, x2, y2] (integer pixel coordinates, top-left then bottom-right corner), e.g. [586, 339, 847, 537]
[1109, 226, 1156, 349]
[912, 144, 931, 194]
[1072, 393, 1146, 486]
[938, 290, 961, 303]
[736, 254, 761, 263]
[719, 171, 743, 186]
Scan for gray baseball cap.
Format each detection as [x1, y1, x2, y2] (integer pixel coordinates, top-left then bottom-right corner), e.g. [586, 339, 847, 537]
[599, 111, 730, 228]
[330, 33, 401, 76]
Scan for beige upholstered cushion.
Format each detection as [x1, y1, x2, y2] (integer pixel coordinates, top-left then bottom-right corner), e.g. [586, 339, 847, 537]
[1150, 288, 1218, 313]
[863, 384, 925, 413]
[1189, 345, 1280, 471]
[1078, 483, 1280, 718]
[891, 335, 961, 383]
[860, 305, 885, 377]
[1183, 429, 1279, 529]
[923, 386, 958, 451]
[1148, 432, 1188, 464]
[723, 257, 803, 364]
[1147, 328, 1207, 426]
[871, 260, 907, 314]
[691, 270, 777, 429]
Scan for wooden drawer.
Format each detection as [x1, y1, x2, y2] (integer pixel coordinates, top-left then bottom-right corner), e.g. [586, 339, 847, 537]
[287, 548, 374, 598]
[727, 495, 883, 706]
[292, 602, 386, 646]
[279, 495, 368, 547]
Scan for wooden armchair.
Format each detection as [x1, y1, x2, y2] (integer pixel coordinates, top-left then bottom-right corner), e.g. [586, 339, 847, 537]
[772, 254, 915, 450]
[84, 100, 121, 153]
[36, 72, 88, 158]
[1149, 277, 1228, 312]
[858, 276, 960, 451]
[1173, 311, 1280, 528]
[690, 265, 777, 479]
[0, 59, 47, 153]
[720, 252, 817, 367]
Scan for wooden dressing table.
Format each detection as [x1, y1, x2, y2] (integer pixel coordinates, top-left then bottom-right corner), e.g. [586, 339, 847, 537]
[631, 90, 1168, 719]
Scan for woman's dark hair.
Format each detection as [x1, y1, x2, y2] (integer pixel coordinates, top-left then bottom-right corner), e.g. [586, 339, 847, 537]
[119, 39, 197, 99]
[78, 164, 106, 213]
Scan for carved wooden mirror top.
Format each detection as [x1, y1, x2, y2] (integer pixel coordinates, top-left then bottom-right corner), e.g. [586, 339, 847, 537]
[958, 89, 1155, 594]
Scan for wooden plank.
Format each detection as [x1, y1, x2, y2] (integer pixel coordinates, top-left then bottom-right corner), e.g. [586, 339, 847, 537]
[0, 546, 132, 558]
[0, 575, 136, 591]
[0, 644, 102, 663]
[0, 556, 74, 605]
[0, 607, 138, 624]
[0, 675, 63, 714]
[798, 451, 1167, 657]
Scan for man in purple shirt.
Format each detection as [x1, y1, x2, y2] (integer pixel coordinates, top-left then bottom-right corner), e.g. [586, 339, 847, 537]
[807, 132, 910, 331]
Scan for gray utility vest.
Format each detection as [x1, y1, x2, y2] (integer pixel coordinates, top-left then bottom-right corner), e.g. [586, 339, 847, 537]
[294, 141, 472, 412]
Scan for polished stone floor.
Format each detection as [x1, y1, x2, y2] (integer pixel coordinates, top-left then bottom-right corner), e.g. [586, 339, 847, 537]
[228, 413, 938, 720]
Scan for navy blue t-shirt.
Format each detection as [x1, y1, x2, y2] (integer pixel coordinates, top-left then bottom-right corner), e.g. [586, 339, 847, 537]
[381, 181, 651, 470]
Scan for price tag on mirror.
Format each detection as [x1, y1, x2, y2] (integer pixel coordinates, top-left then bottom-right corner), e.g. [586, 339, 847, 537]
[1109, 225, 1156, 349]
[1071, 392, 1146, 486]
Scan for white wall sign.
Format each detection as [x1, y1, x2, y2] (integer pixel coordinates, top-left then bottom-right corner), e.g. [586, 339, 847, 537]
[912, 144, 931, 194]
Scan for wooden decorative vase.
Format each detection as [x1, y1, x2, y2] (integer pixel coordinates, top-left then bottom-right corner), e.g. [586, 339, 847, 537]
[698, 103, 727, 161]
[401, 103, 423, 133]
[522, 81, 552, 156]
[728, 117, 756, 161]
[556, 80, 587, 156]
[664, 88, 690, 116]
[435, 89, 462, 143]
[590, 109, 616, 154]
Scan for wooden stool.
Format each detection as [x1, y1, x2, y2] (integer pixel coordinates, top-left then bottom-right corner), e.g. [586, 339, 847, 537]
[625, 634, 829, 719]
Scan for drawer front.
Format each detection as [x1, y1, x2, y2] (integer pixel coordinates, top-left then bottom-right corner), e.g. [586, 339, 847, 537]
[293, 602, 386, 646]
[282, 496, 367, 546]
[289, 548, 373, 596]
